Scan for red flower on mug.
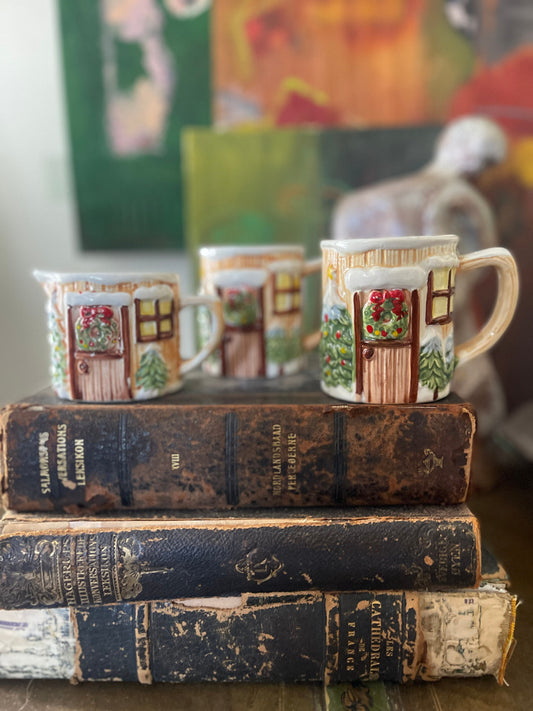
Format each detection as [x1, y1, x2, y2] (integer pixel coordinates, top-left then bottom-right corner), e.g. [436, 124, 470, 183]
[372, 305, 384, 321]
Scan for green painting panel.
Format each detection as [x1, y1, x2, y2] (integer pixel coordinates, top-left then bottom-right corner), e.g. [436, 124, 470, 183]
[58, 1, 211, 250]
[183, 126, 442, 262]
[183, 128, 322, 258]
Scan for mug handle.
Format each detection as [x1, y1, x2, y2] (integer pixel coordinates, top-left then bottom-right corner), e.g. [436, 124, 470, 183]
[179, 295, 224, 375]
[301, 257, 323, 351]
[455, 247, 519, 367]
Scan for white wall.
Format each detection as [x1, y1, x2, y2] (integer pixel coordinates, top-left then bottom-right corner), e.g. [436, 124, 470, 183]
[0, 2, 191, 405]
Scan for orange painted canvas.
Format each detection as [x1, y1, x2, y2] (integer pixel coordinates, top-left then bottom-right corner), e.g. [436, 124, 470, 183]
[213, 0, 474, 127]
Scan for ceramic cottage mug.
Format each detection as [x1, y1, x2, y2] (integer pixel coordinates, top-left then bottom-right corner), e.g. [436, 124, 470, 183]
[34, 271, 223, 402]
[198, 245, 321, 378]
[319, 235, 518, 404]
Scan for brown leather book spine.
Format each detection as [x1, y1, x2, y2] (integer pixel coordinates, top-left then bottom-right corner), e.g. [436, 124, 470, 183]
[1, 392, 476, 513]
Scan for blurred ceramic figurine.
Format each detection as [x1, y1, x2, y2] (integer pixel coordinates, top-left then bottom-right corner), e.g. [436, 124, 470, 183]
[331, 115, 509, 436]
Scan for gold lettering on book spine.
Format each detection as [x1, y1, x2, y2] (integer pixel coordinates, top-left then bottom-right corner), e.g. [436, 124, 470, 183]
[74, 439, 86, 486]
[56, 424, 69, 487]
[38, 432, 51, 495]
[74, 536, 90, 606]
[346, 620, 356, 672]
[287, 432, 297, 491]
[87, 537, 103, 604]
[272, 424, 282, 495]
[368, 599, 382, 680]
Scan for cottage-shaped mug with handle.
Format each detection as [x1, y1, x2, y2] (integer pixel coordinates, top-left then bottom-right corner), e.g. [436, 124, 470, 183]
[198, 245, 321, 378]
[319, 235, 518, 404]
[34, 271, 223, 402]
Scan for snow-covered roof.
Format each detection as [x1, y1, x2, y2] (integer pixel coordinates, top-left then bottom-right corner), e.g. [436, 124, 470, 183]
[65, 291, 131, 306]
[345, 266, 427, 292]
[199, 245, 304, 258]
[344, 254, 459, 292]
[212, 268, 269, 288]
[34, 271, 179, 285]
[321, 234, 459, 255]
[133, 285, 175, 301]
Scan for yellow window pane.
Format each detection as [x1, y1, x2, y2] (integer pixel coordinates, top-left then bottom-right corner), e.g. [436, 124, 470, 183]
[140, 321, 157, 337]
[160, 318, 172, 333]
[432, 296, 449, 320]
[293, 275, 301, 289]
[449, 293, 455, 313]
[432, 268, 450, 291]
[159, 299, 173, 316]
[293, 293, 301, 309]
[276, 294, 290, 312]
[450, 268, 456, 287]
[276, 273, 291, 289]
[139, 300, 156, 316]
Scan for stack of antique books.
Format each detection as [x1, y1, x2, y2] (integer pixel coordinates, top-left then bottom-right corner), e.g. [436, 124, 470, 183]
[0, 366, 517, 693]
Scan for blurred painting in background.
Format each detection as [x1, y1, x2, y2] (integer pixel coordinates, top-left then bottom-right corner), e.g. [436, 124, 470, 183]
[183, 125, 440, 256]
[212, 0, 472, 127]
[58, 0, 211, 250]
[58, 0, 533, 417]
[58, 0, 473, 252]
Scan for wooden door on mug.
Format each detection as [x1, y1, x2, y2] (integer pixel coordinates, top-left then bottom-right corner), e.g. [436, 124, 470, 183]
[355, 289, 420, 403]
[68, 304, 131, 401]
[219, 285, 265, 377]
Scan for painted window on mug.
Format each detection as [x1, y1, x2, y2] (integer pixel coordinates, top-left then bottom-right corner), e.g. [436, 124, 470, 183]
[135, 298, 174, 342]
[426, 268, 455, 325]
[273, 272, 301, 314]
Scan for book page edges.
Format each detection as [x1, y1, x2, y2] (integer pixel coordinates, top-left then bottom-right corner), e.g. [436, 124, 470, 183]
[498, 595, 518, 685]
[419, 590, 517, 683]
[462, 404, 477, 500]
[0, 505, 476, 534]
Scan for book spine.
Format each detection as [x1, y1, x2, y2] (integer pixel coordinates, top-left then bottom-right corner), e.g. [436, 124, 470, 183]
[1, 400, 475, 512]
[0, 590, 516, 684]
[76, 593, 420, 683]
[0, 513, 480, 608]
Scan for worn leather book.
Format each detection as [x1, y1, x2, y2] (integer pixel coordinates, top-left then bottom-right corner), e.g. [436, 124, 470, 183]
[0, 505, 480, 609]
[0, 550, 514, 685]
[0, 370, 476, 513]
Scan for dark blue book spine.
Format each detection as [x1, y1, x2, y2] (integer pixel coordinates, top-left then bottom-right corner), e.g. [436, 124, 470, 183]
[0, 508, 480, 609]
[74, 592, 418, 683]
[73, 604, 139, 681]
